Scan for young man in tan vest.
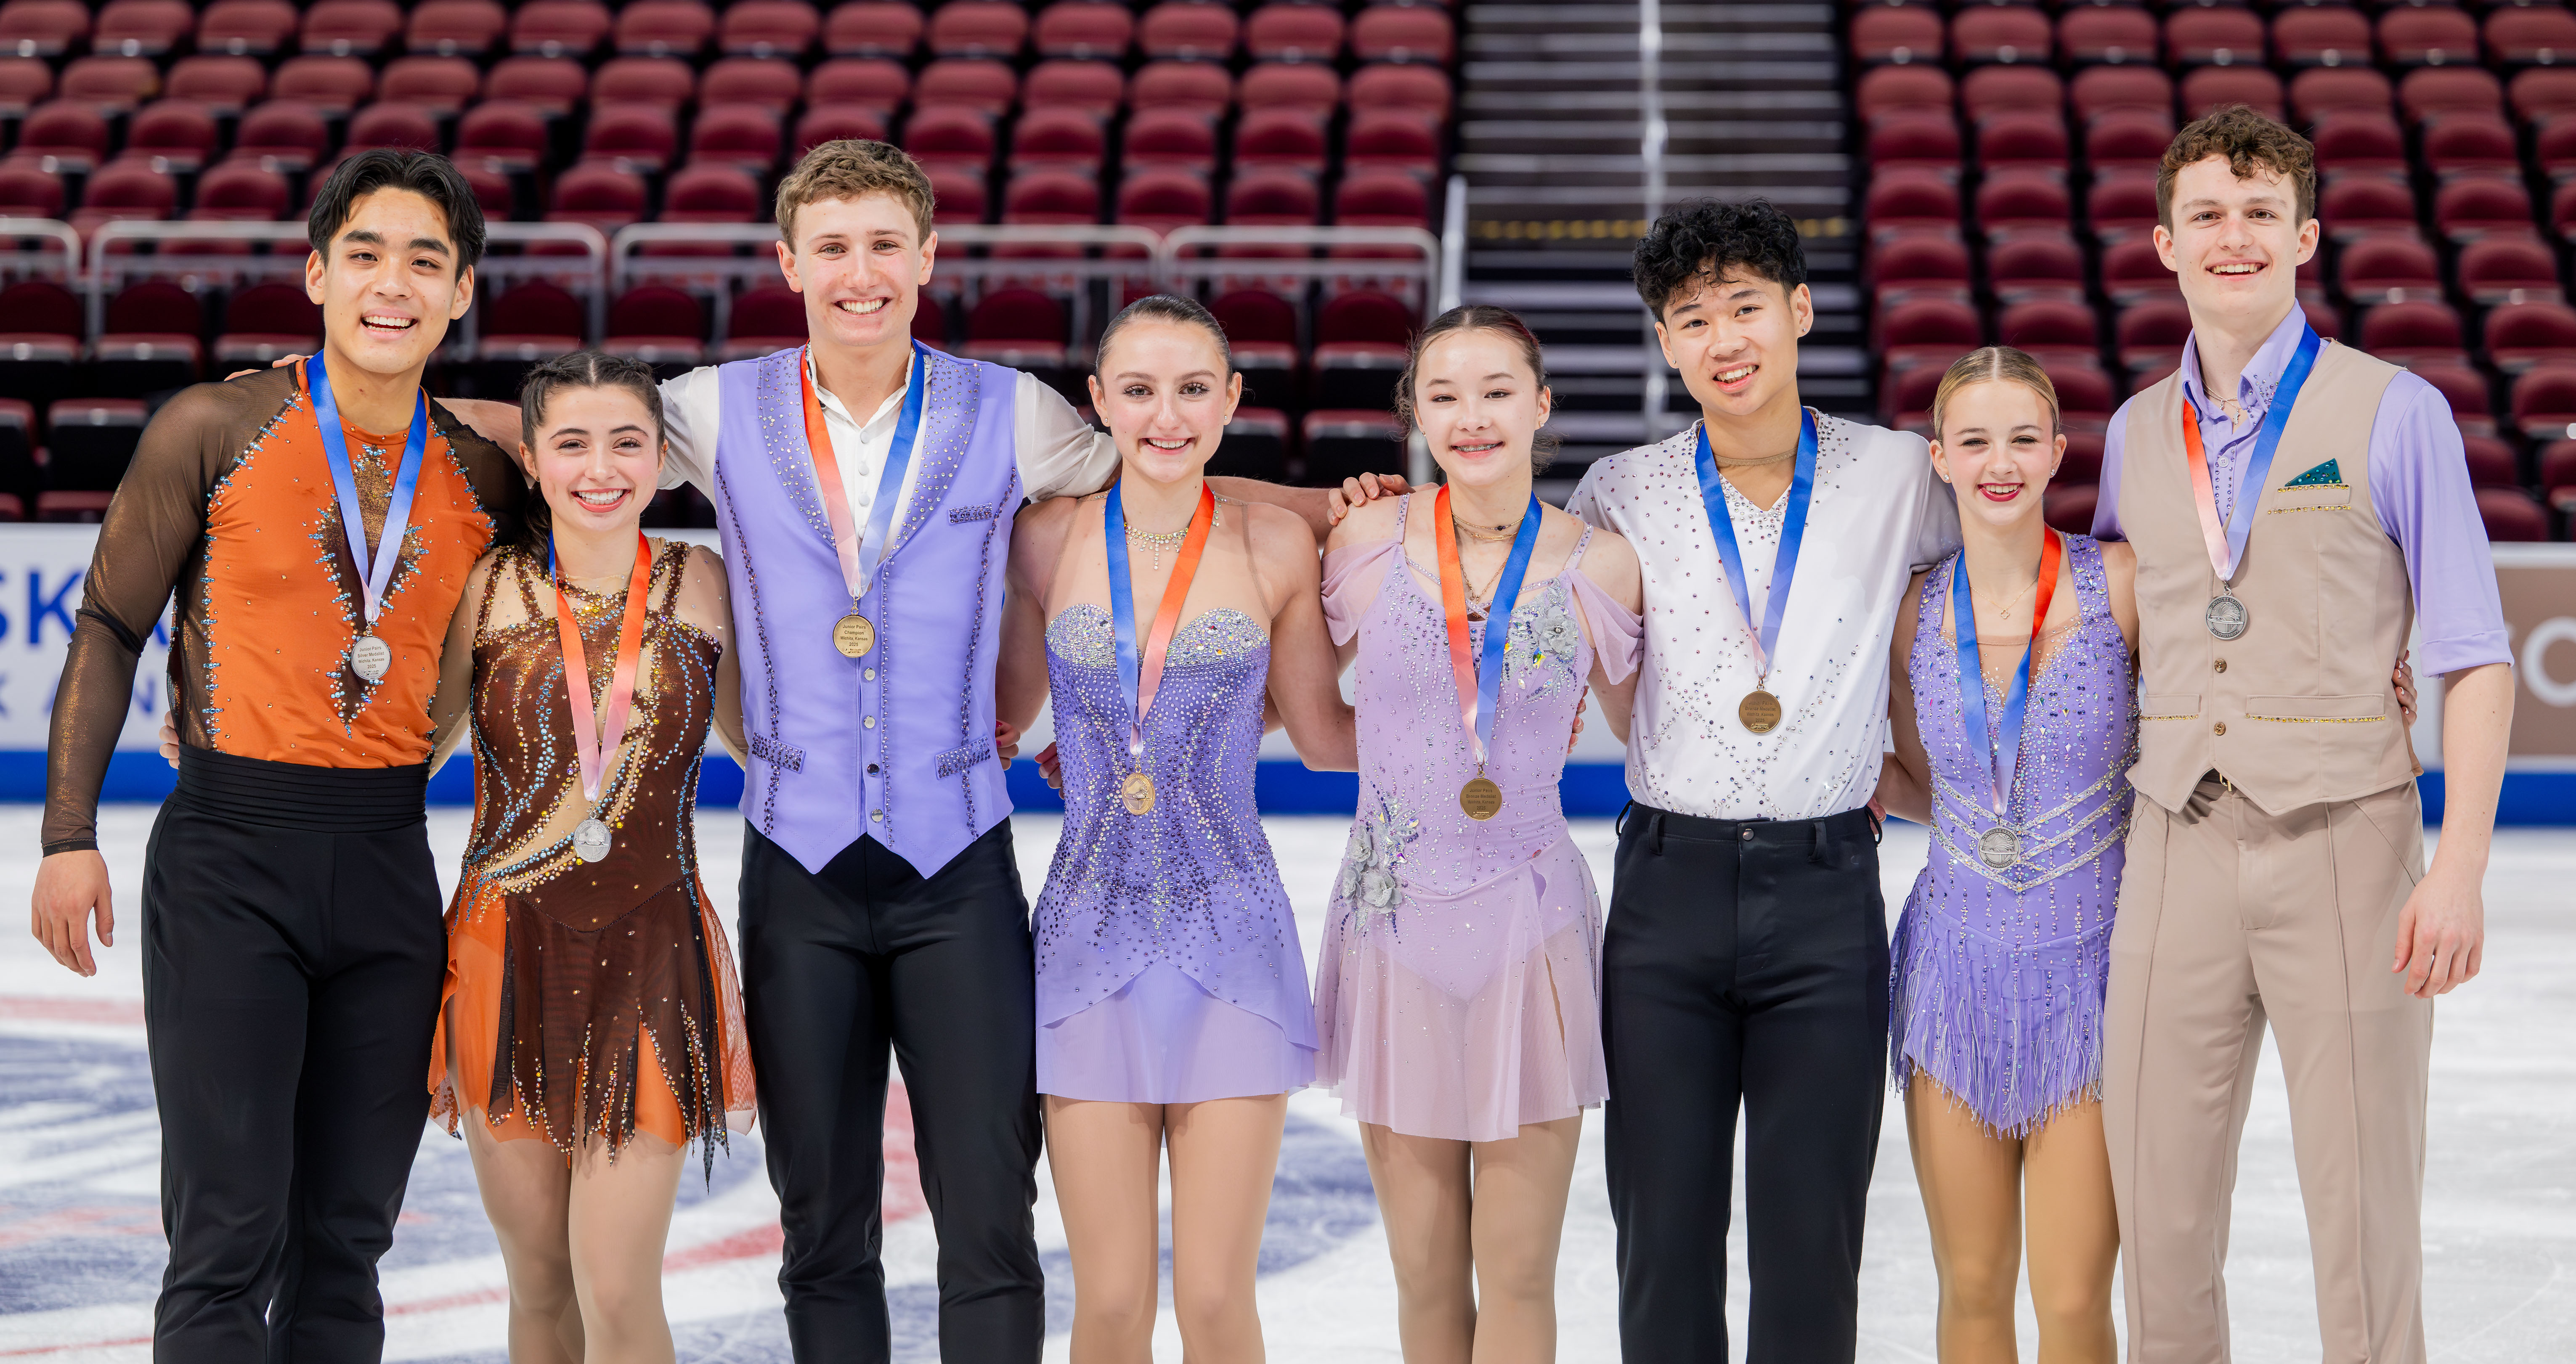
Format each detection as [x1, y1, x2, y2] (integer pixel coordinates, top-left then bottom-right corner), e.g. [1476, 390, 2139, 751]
[2093, 107, 2515, 1362]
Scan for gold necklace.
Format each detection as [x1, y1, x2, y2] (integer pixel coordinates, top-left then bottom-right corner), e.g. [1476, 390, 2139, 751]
[1709, 447, 1795, 468]
[1451, 514, 1522, 543]
[1123, 503, 1217, 572]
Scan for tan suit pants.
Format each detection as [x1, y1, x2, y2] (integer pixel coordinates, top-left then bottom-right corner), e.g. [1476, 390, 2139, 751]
[2103, 776, 2433, 1364]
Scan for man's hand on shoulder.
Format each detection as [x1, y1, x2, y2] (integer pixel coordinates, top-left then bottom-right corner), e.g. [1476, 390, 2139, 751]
[1327, 471, 1409, 526]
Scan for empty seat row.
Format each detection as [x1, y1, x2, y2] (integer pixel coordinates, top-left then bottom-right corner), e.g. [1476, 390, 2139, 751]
[1858, 58, 2576, 132]
[1852, 2, 2559, 69]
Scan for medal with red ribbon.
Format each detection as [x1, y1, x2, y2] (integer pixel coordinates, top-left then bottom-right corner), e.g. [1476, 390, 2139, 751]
[2181, 323, 2321, 641]
[549, 530, 654, 863]
[1103, 479, 1217, 816]
[1952, 528, 2063, 870]
[803, 341, 929, 659]
[1433, 484, 1542, 821]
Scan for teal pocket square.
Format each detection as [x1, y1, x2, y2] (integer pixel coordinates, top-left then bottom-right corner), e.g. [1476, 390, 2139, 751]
[2282, 458, 2345, 489]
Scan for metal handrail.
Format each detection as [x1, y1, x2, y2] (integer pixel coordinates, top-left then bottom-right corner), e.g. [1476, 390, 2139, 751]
[87, 221, 308, 338]
[1156, 226, 1442, 321]
[1438, 176, 1467, 315]
[1639, 0, 1673, 442]
[477, 222, 610, 346]
[0, 214, 82, 281]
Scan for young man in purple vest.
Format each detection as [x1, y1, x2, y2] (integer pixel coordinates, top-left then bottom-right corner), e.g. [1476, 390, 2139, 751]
[453, 140, 1382, 1362]
[2094, 107, 2513, 1363]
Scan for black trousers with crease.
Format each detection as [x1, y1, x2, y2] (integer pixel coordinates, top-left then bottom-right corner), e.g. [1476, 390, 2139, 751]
[1602, 803, 1889, 1364]
[738, 820, 1045, 1364]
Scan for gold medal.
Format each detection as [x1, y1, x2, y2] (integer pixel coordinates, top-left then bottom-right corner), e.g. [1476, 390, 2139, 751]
[1738, 688, 1783, 734]
[1459, 774, 1503, 821]
[833, 612, 875, 658]
[1121, 770, 1157, 816]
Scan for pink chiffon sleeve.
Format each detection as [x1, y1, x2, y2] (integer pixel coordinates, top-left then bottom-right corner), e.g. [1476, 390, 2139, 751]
[1567, 566, 1642, 684]
[1320, 537, 1403, 646]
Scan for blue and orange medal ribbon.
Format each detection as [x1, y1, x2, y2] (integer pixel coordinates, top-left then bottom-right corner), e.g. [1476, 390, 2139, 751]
[1952, 528, 2062, 870]
[548, 530, 655, 863]
[1433, 485, 1543, 821]
[309, 355, 429, 686]
[2180, 323, 2321, 640]
[1695, 409, 1819, 733]
[801, 340, 930, 657]
[1104, 479, 1217, 816]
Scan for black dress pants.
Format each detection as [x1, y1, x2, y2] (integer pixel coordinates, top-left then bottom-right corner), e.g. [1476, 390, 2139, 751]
[142, 749, 445, 1364]
[1602, 803, 1889, 1364]
[738, 821, 1044, 1364]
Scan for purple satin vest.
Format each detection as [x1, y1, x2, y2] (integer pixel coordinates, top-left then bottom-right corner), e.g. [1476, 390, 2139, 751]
[712, 345, 1023, 878]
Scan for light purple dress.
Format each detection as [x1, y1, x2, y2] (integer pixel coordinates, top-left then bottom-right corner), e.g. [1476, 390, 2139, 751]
[1033, 603, 1317, 1103]
[1889, 535, 2138, 1137]
[1314, 497, 1641, 1142]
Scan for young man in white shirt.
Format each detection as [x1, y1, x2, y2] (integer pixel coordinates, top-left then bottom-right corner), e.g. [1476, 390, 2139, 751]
[1564, 199, 1959, 1361]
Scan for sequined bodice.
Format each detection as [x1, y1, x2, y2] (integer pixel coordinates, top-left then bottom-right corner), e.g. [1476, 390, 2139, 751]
[1034, 604, 1296, 1011]
[458, 543, 721, 924]
[1342, 543, 1595, 903]
[1908, 536, 2136, 898]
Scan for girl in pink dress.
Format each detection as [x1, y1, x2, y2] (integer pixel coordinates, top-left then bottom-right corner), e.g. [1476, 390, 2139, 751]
[1315, 307, 1644, 1362]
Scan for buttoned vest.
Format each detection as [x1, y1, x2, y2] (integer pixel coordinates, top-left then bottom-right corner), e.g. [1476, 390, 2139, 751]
[712, 345, 1022, 877]
[2120, 339, 2420, 815]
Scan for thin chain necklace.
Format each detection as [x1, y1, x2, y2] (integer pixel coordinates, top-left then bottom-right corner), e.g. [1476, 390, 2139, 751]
[1124, 501, 1218, 572]
[1451, 514, 1522, 543]
[1709, 446, 1795, 469]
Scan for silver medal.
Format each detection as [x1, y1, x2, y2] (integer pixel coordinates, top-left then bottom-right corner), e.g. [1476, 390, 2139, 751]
[2204, 591, 2248, 641]
[573, 818, 612, 863]
[1977, 826, 2022, 869]
[349, 633, 392, 683]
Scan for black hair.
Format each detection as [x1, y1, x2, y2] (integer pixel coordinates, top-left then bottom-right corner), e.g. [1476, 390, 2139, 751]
[1093, 293, 1233, 374]
[306, 148, 488, 275]
[1631, 198, 1807, 319]
[1395, 304, 1562, 474]
[515, 351, 666, 556]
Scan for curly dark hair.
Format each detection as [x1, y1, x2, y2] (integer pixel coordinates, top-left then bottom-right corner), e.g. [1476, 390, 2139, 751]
[515, 351, 667, 556]
[1631, 198, 1807, 319]
[2157, 103, 2316, 230]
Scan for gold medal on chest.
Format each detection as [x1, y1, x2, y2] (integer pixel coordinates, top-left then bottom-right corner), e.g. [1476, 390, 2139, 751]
[1738, 688, 1783, 734]
[834, 612, 875, 658]
[1121, 770, 1157, 816]
[1459, 774, 1503, 821]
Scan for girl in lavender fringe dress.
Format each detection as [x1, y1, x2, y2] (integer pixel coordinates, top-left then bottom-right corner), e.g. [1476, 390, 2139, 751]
[1877, 347, 2415, 1363]
[1316, 306, 1643, 1364]
[997, 295, 1354, 1362]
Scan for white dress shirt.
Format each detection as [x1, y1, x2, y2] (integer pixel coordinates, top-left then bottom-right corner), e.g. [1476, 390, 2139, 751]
[1564, 412, 1961, 821]
[657, 349, 1119, 521]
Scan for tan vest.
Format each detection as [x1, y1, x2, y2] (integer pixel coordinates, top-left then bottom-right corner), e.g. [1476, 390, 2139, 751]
[2121, 339, 2421, 815]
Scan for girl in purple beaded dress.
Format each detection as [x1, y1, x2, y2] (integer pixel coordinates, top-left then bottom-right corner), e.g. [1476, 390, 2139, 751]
[996, 295, 1354, 1362]
[1316, 307, 1643, 1364]
[1878, 348, 2415, 1362]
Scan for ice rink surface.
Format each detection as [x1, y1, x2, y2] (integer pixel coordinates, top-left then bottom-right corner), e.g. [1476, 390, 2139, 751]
[2, 806, 2570, 1362]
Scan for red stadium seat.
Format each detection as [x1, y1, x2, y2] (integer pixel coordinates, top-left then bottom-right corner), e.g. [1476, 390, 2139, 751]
[2051, 366, 2115, 433]
[1035, 2, 1130, 60]
[700, 57, 801, 114]
[2062, 6, 2157, 66]
[1351, 5, 1452, 64]
[615, 0, 714, 58]
[1249, 5, 1345, 64]
[186, 159, 283, 224]
[607, 285, 707, 354]
[2102, 237, 2181, 302]
[2515, 362, 2576, 436]
[0, 55, 53, 113]
[930, 0, 1029, 58]
[2543, 442, 2576, 511]
[2312, 112, 2407, 179]
[1236, 107, 1328, 175]
[825, 1, 923, 58]
[1868, 168, 1963, 238]
[2073, 66, 2173, 124]
[0, 0, 85, 57]
[1953, 7, 2052, 66]
[1001, 167, 1098, 231]
[2477, 487, 2549, 540]
[2291, 67, 2395, 124]
[807, 57, 911, 114]
[1131, 59, 1234, 117]
[2357, 299, 2466, 366]
[454, 101, 550, 172]
[722, 286, 807, 360]
[593, 56, 694, 110]
[2459, 235, 2565, 304]
[1346, 110, 1440, 179]
[2400, 67, 2504, 126]
[964, 287, 1068, 363]
[2117, 298, 2193, 373]
[1227, 168, 1320, 225]
[484, 57, 589, 114]
[93, 0, 191, 57]
[1961, 66, 2061, 129]
[723, 0, 820, 58]
[2459, 436, 2520, 490]
[2489, 301, 2576, 372]
[926, 164, 988, 223]
[2425, 115, 2522, 180]
[1879, 297, 1982, 372]
[795, 104, 890, 156]
[1857, 64, 1954, 125]
[691, 104, 784, 169]
[2435, 177, 2536, 243]
[1996, 299, 2098, 371]
[2181, 66, 2284, 121]
[2088, 170, 2160, 241]
[2275, 8, 2373, 68]
[2321, 174, 2420, 241]
[70, 161, 174, 239]
[2058, 432, 2104, 486]
[2341, 234, 2445, 300]
[301, 0, 401, 58]
[271, 56, 374, 117]
[582, 104, 679, 170]
[1140, 2, 1239, 61]
[1348, 63, 1450, 123]
[227, 101, 328, 171]
[344, 102, 440, 154]
[2165, 8, 2263, 67]
[915, 58, 1017, 115]
[1976, 170, 2071, 236]
[1868, 111, 1963, 177]
[14, 101, 109, 170]
[1124, 106, 1218, 172]
[512, 0, 612, 58]
[1977, 111, 2069, 177]
[380, 56, 481, 114]
[59, 56, 159, 113]
[548, 162, 649, 233]
[1988, 231, 2086, 303]
[1000, 105, 1099, 178]
[407, 0, 507, 57]
[661, 162, 761, 223]
[1024, 59, 1124, 117]
[2414, 362, 2495, 436]
[195, 0, 293, 56]
[1336, 170, 1430, 230]
[1871, 233, 1972, 303]
[1850, 6, 1943, 66]
[2087, 110, 2175, 174]
[2489, 5, 2576, 69]
[123, 100, 218, 170]
[1117, 168, 1213, 233]
[2515, 68, 2576, 130]
[475, 282, 585, 365]
[1241, 61, 1340, 120]
[905, 103, 998, 168]
[0, 163, 59, 220]
[2380, 7, 2478, 69]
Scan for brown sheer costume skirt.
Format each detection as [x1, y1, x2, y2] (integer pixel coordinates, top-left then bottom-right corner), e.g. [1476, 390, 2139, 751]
[428, 542, 753, 1163]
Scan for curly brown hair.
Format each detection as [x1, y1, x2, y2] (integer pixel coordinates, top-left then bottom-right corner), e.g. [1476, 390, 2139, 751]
[2157, 104, 2317, 231]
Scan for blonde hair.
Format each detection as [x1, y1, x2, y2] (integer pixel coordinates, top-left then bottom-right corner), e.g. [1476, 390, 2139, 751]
[775, 139, 936, 245]
[1930, 346, 2062, 441]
